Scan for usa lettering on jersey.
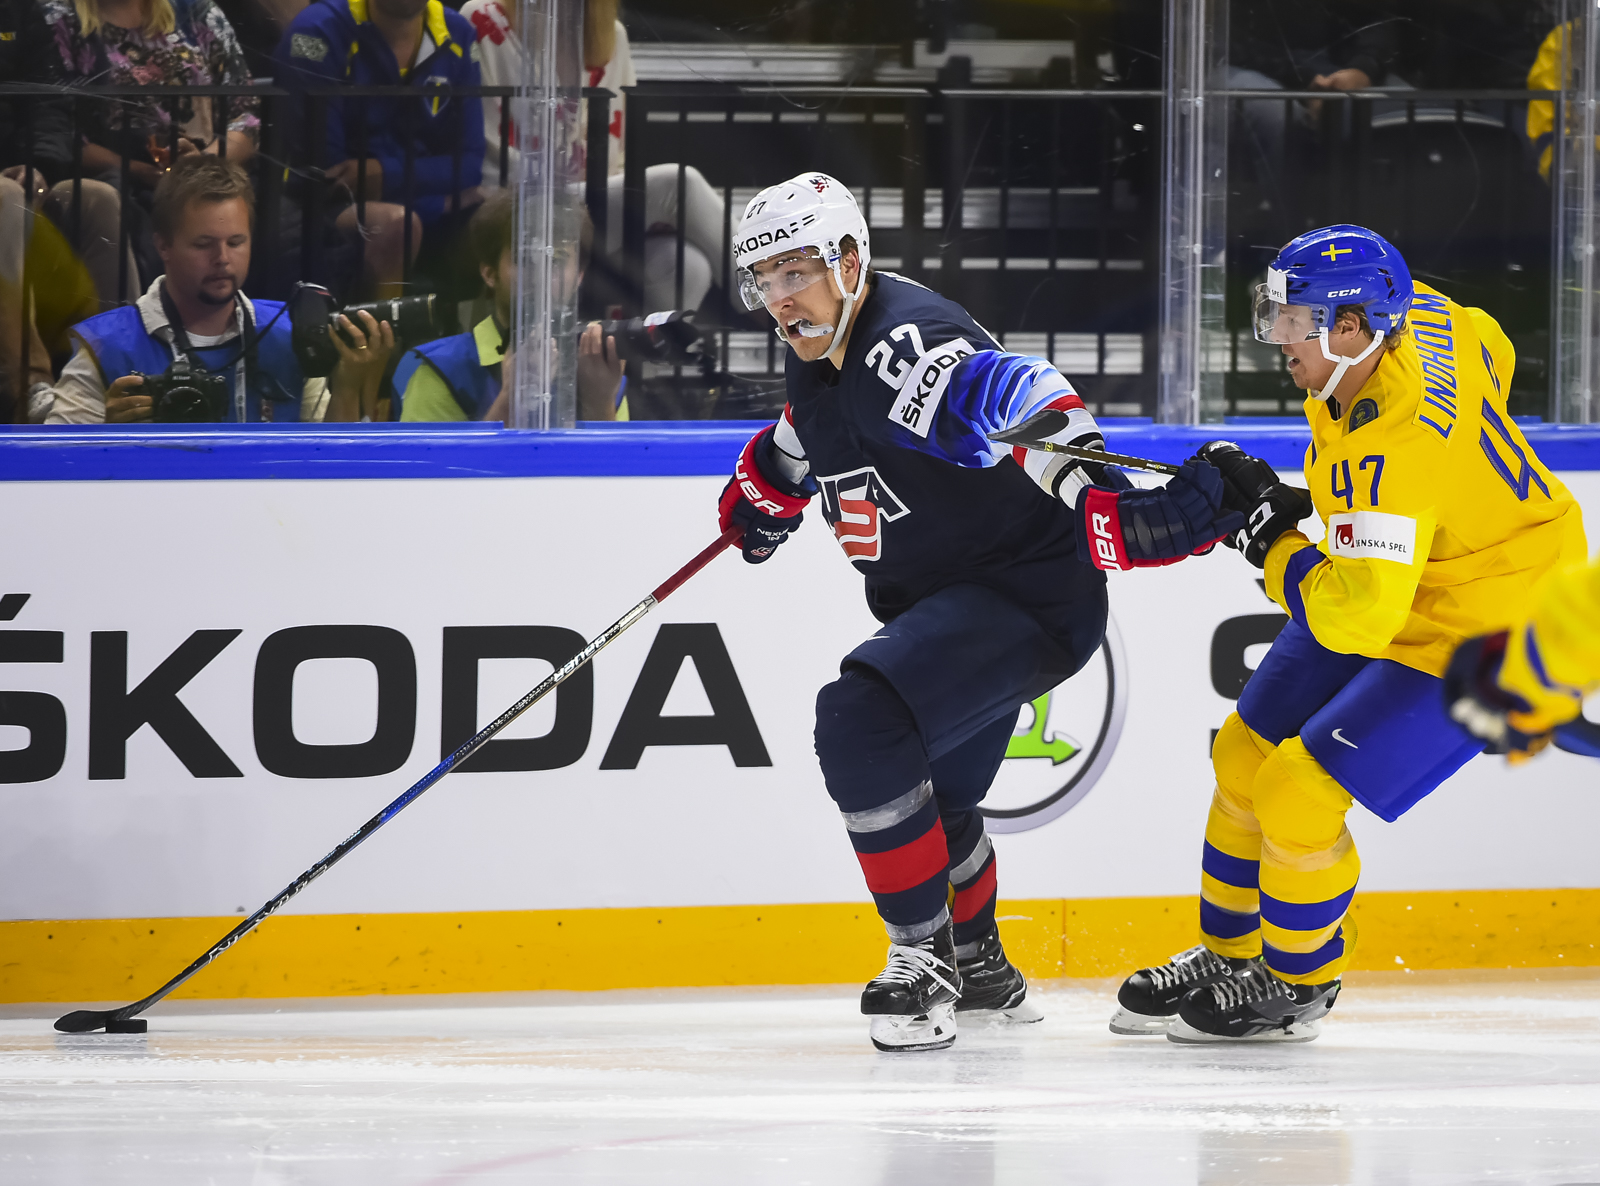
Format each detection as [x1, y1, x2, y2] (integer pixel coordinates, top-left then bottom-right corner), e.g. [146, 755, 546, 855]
[888, 338, 974, 437]
[817, 466, 910, 561]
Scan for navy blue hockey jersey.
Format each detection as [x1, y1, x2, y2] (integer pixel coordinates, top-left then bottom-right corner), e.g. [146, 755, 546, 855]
[779, 271, 1107, 652]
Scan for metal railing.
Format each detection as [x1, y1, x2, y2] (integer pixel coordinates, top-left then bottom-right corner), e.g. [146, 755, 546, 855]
[3, 81, 1575, 421]
[2, 82, 516, 420]
[1180, 86, 1561, 419]
[586, 84, 1164, 418]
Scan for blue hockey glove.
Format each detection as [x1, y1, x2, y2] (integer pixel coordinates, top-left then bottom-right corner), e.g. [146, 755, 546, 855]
[1076, 460, 1245, 571]
[1443, 631, 1551, 760]
[717, 425, 816, 564]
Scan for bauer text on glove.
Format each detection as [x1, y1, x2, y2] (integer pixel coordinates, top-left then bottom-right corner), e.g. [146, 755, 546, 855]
[1074, 459, 1245, 571]
[717, 424, 817, 563]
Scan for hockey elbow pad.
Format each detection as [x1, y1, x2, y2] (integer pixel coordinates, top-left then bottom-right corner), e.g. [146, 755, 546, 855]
[718, 425, 817, 564]
[1076, 460, 1245, 571]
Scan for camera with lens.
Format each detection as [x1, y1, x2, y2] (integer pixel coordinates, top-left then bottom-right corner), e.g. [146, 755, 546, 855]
[597, 310, 713, 368]
[288, 282, 438, 378]
[132, 355, 231, 422]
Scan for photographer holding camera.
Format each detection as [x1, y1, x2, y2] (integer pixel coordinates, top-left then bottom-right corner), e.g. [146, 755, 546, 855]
[45, 156, 393, 425]
[395, 195, 628, 423]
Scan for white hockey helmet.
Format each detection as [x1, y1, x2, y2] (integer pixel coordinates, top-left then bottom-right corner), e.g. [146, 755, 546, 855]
[733, 173, 871, 363]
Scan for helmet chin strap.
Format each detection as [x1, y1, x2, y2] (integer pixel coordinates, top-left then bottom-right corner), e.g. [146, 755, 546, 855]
[1309, 328, 1385, 405]
[822, 260, 868, 366]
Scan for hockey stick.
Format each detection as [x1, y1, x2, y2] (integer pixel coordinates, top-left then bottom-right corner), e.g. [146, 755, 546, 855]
[1554, 717, 1600, 758]
[986, 409, 1181, 476]
[55, 525, 742, 1035]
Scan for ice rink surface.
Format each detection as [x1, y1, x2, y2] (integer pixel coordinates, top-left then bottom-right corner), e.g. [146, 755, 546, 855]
[2, 974, 1598, 1185]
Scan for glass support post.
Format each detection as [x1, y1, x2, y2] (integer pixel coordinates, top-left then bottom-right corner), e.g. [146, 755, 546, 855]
[510, 0, 583, 429]
[1159, 0, 1229, 424]
[1552, 0, 1600, 424]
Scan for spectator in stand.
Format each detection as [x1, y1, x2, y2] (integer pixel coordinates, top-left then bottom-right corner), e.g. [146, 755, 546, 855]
[394, 193, 626, 423]
[2, 0, 72, 418]
[3, 0, 142, 418]
[212, 0, 301, 79]
[1225, 1, 1400, 238]
[1525, 21, 1595, 185]
[44, 155, 392, 424]
[41, 0, 261, 285]
[463, 0, 725, 315]
[463, 0, 629, 189]
[275, 0, 484, 305]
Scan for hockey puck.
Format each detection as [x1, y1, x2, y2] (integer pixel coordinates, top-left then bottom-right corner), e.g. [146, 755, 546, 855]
[104, 1018, 148, 1034]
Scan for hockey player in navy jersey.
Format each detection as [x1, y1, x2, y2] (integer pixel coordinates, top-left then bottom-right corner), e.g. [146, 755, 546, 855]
[715, 173, 1246, 1051]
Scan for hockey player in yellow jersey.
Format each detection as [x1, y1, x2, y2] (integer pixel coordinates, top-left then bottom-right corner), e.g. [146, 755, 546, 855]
[1445, 555, 1600, 758]
[1108, 225, 1587, 1043]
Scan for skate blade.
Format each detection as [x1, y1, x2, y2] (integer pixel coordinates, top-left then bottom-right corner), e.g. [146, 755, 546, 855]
[957, 996, 1044, 1024]
[1108, 1006, 1173, 1035]
[869, 1003, 957, 1052]
[999, 996, 1044, 1023]
[1165, 1016, 1322, 1045]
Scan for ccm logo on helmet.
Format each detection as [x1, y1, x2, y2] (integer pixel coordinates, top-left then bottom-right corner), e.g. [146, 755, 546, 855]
[733, 217, 818, 262]
[1328, 288, 1363, 298]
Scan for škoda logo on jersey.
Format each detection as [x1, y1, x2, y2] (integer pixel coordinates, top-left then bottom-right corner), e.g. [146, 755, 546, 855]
[816, 467, 909, 562]
[888, 338, 975, 438]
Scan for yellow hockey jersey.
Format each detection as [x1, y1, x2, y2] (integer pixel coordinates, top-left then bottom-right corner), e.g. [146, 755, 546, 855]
[1264, 284, 1588, 677]
[1497, 555, 1600, 734]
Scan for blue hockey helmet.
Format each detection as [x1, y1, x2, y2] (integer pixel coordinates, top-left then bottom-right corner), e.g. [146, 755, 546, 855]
[1252, 225, 1414, 403]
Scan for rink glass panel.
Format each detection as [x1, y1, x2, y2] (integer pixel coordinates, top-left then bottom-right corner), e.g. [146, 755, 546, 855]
[9, 1, 1596, 427]
[1169, 0, 1590, 421]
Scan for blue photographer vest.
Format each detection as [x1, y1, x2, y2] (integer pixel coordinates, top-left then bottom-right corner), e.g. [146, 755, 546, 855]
[393, 317, 501, 420]
[71, 298, 306, 422]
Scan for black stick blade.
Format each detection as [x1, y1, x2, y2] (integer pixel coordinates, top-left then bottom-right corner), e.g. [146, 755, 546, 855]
[986, 408, 1071, 448]
[54, 1009, 118, 1033]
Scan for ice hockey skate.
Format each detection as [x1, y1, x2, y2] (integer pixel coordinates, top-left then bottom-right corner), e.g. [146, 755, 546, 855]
[1109, 944, 1255, 1034]
[1166, 961, 1339, 1043]
[955, 924, 1043, 1022]
[862, 923, 962, 1051]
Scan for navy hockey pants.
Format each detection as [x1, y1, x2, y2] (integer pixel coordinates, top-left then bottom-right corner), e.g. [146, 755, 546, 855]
[814, 583, 1103, 947]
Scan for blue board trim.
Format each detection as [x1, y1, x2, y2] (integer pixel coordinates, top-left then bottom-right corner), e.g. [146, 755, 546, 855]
[2, 419, 1599, 481]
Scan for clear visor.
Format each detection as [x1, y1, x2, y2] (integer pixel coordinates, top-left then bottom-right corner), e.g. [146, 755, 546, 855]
[738, 250, 830, 312]
[1251, 283, 1326, 345]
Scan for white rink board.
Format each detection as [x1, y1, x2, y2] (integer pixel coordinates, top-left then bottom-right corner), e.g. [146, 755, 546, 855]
[1, 472, 1596, 922]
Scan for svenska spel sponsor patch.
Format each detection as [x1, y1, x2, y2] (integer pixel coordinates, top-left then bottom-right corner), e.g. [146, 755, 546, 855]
[888, 338, 974, 437]
[1325, 510, 1416, 563]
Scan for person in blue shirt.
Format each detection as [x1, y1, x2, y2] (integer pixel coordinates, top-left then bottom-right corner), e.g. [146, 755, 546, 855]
[275, 0, 485, 303]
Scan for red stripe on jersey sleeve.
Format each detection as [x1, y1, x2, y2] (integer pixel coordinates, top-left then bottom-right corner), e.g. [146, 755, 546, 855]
[1044, 393, 1087, 414]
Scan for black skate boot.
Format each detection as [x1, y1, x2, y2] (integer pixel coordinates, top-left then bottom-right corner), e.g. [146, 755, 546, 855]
[955, 925, 1043, 1023]
[862, 921, 961, 1052]
[1110, 945, 1256, 1035]
[1167, 961, 1339, 1044]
